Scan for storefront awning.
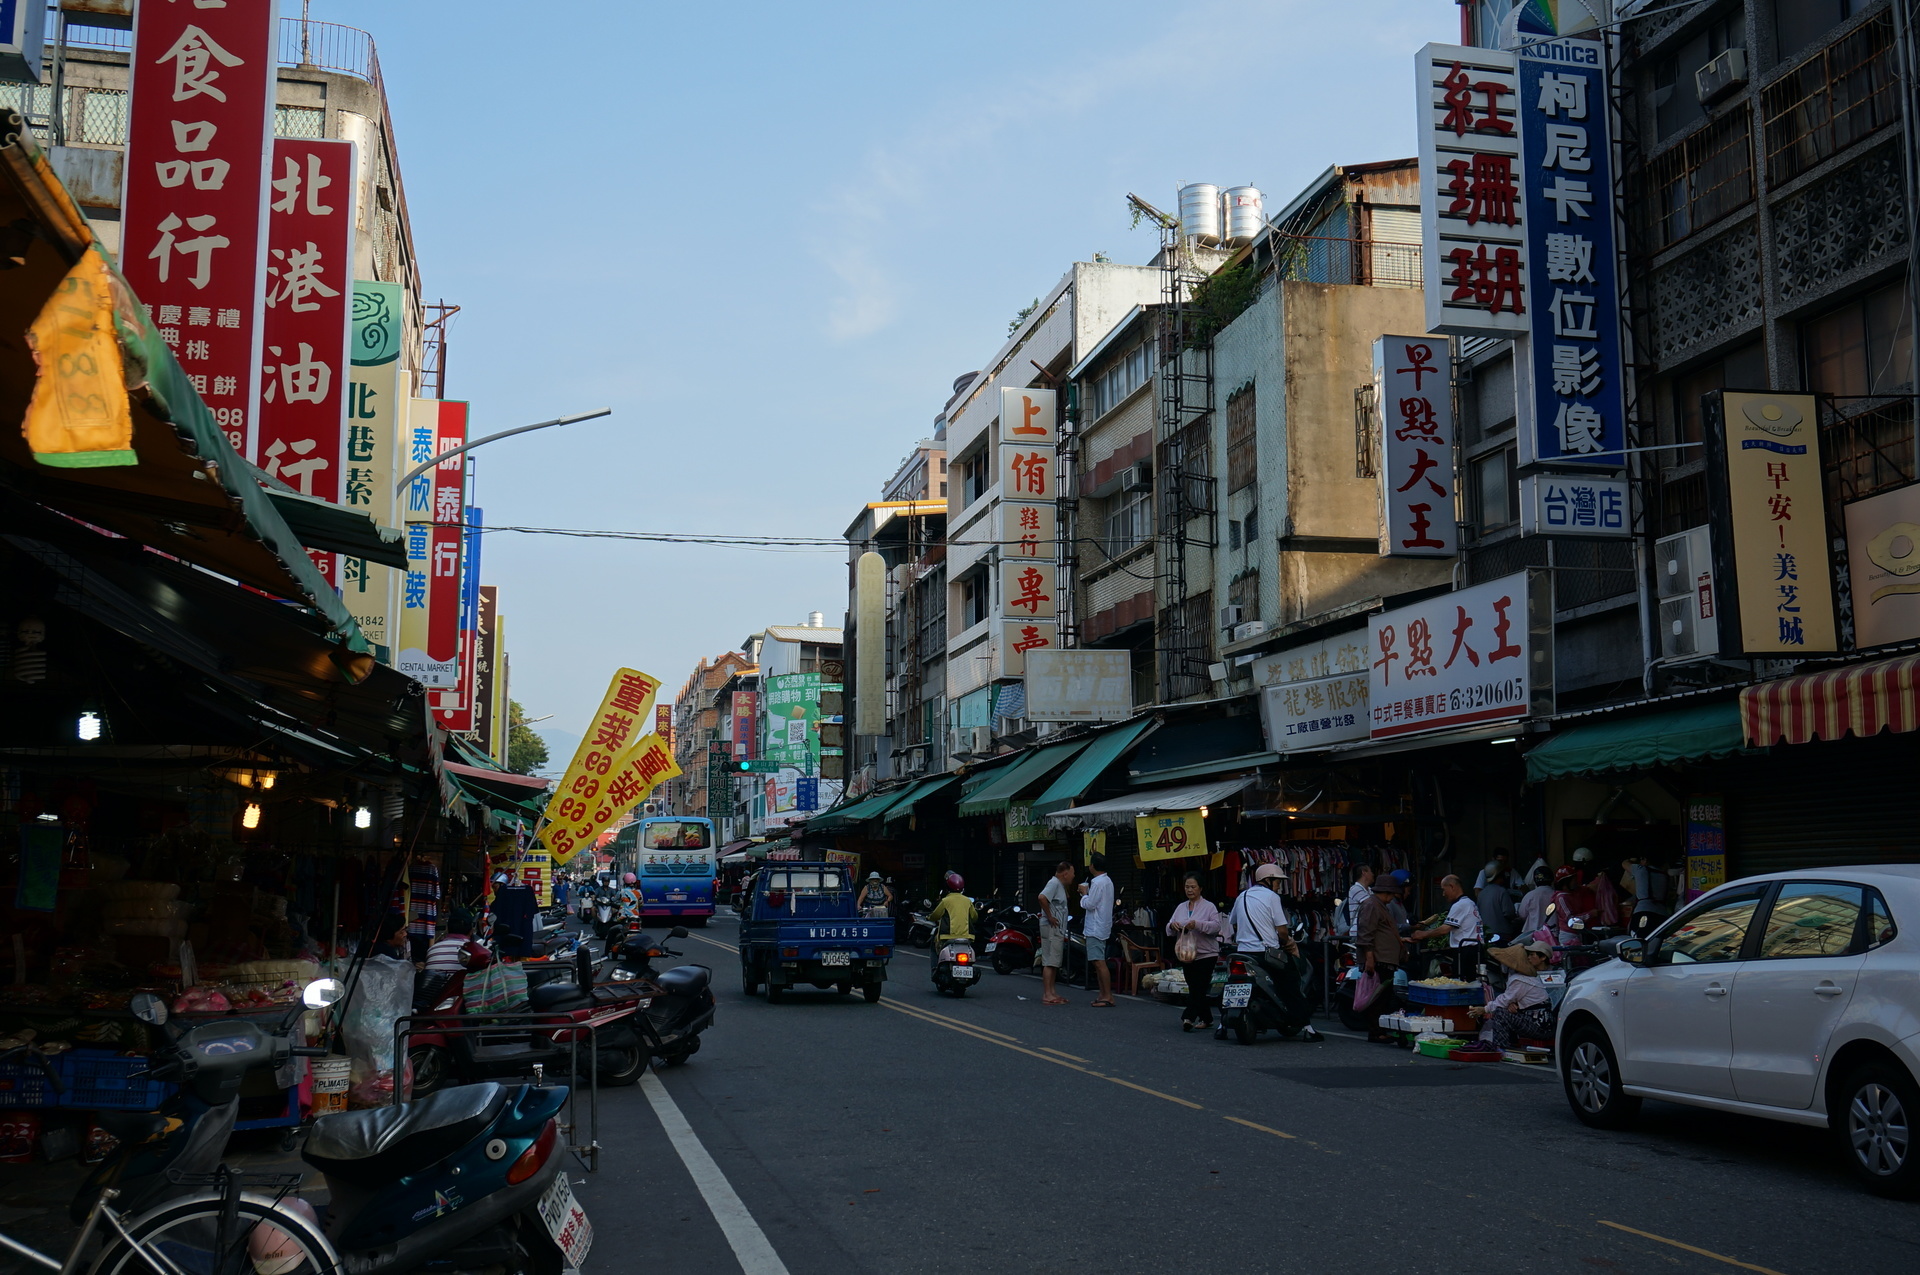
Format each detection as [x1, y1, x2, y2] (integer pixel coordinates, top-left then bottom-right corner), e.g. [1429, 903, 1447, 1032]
[1524, 700, 1748, 783]
[805, 787, 907, 833]
[1031, 718, 1157, 816]
[1043, 776, 1256, 828]
[878, 774, 961, 825]
[955, 738, 1091, 815]
[1741, 654, 1920, 747]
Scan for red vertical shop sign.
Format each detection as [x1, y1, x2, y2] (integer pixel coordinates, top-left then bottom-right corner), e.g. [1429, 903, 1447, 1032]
[120, 1, 279, 458]
[396, 399, 465, 687]
[259, 138, 355, 581]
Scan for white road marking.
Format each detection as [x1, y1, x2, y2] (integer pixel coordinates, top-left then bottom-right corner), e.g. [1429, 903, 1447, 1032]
[640, 1070, 791, 1275]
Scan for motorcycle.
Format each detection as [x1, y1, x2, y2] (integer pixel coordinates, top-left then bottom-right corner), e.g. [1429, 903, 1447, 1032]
[984, 906, 1038, 975]
[1219, 941, 1323, 1046]
[906, 901, 935, 950]
[588, 890, 620, 943]
[84, 982, 587, 1275]
[606, 927, 717, 1067]
[931, 937, 979, 996]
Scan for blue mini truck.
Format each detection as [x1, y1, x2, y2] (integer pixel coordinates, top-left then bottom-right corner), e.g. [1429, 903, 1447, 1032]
[738, 862, 895, 1003]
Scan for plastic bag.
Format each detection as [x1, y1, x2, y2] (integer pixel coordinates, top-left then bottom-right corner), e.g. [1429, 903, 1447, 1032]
[341, 955, 412, 1105]
[1352, 971, 1381, 1012]
[467, 961, 529, 1015]
[1174, 930, 1198, 964]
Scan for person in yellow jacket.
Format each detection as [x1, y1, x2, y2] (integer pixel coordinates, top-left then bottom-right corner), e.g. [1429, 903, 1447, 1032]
[928, 872, 978, 941]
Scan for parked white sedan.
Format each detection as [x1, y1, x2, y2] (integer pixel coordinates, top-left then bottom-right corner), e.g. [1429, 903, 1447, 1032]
[1557, 865, 1920, 1196]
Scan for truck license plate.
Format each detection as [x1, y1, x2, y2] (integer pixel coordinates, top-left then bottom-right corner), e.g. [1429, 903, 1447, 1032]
[821, 951, 851, 966]
[536, 1173, 593, 1268]
[1221, 983, 1252, 1008]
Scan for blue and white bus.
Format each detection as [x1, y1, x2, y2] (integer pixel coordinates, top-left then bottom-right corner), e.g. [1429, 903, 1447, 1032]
[634, 816, 716, 924]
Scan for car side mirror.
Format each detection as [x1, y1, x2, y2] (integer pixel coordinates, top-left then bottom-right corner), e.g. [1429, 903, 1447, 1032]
[1614, 938, 1645, 965]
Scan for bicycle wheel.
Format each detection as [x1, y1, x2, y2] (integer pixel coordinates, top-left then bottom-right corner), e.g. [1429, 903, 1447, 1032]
[92, 1191, 338, 1275]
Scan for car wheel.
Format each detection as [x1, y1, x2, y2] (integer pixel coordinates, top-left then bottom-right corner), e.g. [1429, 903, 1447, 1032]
[1562, 1025, 1641, 1130]
[1837, 1062, 1920, 1197]
[863, 983, 882, 1003]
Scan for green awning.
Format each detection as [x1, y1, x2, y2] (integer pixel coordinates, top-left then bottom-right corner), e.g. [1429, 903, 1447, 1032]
[956, 738, 1091, 815]
[879, 774, 960, 824]
[1524, 700, 1748, 783]
[1032, 718, 1157, 817]
[805, 787, 907, 833]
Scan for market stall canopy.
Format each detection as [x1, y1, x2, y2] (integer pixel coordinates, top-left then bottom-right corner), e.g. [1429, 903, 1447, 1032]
[878, 774, 961, 826]
[1126, 714, 1273, 784]
[1043, 776, 1256, 829]
[1031, 718, 1156, 817]
[955, 737, 1090, 815]
[805, 786, 909, 833]
[0, 116, 367, 649]
[253, 469, 408, 570]
[1525, 700, 1747, 783]
[1741, 654, 1920, 747]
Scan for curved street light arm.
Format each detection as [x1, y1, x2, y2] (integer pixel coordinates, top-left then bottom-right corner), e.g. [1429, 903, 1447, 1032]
[393, 408, 613, 493]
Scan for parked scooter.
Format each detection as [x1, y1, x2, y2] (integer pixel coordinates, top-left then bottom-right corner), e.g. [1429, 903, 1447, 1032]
[605, 926, 717, 1067]
[985, 906, 1038, 975]
[1219, 939, 1324, 1045]
[906, 902, 936, 949]
[89, 981, 586, 1275]
[931, 937, 979, 996]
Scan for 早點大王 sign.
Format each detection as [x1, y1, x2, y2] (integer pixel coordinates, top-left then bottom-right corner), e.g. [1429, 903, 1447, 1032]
[1136, 809, 1208, 862]
[1703, 391, 1836, 655]
[1375, 335, 1457, 557]
[121, 0, 278, 456]
[1368, 571, 1552, 739]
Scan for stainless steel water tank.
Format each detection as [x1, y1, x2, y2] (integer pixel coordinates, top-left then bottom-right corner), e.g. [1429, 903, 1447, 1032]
[1222, 186, 1265, 246]
[1178, 183, 1221, 246]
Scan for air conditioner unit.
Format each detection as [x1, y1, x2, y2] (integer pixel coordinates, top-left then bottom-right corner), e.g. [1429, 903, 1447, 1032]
[1233, 619, 1268, 643]
[970, 725, 993, 754]
[1120, 460, 1153, 493]
[1655, 527, 1718, 661]
[1695, 47, 1747, 105]
[1219, 604, 1244, 630]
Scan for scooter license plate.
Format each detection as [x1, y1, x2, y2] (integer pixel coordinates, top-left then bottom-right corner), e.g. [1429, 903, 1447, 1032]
[536, 1172, 593, 1268]
[1221, 983, 1253, 1008]
[820, 951, 851, 966]
[951, 965, 975, 979]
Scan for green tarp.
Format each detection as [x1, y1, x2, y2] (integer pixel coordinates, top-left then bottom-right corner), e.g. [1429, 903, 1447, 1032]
[1524, 700, 1748, 783]
[956, 738, 1091, 815]
[1031, 718, 1156, 817]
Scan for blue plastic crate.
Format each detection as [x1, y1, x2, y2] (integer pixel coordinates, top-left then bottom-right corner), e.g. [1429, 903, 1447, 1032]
[1406, 983, 1486, 1007]
[0, 1057, 58, 1108]
[56, 1049, 174, 1111]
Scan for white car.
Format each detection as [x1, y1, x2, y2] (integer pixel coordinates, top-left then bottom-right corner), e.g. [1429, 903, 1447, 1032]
[1557, 864, 1920, 1196]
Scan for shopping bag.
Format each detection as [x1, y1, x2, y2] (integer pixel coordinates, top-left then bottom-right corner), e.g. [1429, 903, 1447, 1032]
[467, 960, 529, 1015]
[1174, 930, 1198, 964]
[1352, 971, 1381, 1012]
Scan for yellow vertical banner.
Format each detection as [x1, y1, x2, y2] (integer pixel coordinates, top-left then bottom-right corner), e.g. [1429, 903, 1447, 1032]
[539, 668, 661, 857]
[1709, 391, 1837, 654]
[545, 734, 682, 864]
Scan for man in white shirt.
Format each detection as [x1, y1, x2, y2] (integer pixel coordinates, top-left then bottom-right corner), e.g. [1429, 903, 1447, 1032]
[1413, 873, 1484, 980]
[1227, 864, 1320, 1040]
[1340, 865, 1374, 937]
[1078, 854, 1116, 1007]
[1036, 861, 1074, 1006]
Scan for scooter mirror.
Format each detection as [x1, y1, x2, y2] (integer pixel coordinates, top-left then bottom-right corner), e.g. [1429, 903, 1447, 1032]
[669, 927, 689, 938]
[302, 977, 346, 1008]
[128, 991, 169, 1025]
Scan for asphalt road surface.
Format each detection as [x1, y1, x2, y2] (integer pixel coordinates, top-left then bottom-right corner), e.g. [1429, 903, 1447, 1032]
[573, 913, 1913, 1275]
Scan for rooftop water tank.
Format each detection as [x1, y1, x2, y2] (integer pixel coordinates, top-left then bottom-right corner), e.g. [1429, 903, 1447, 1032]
[1178, 183, 1221, 246]
[1222, 186, 1265, 246]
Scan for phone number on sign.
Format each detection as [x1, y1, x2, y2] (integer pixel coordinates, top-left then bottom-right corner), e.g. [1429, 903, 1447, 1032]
[1370, 677, 1525, 733]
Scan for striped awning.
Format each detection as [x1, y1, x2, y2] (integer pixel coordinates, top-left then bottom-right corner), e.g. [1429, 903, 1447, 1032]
[1741, 654, 1920, 746]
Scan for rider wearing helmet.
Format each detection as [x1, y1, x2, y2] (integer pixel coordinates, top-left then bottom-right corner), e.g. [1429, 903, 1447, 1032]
[618, 871, 644, 922]
[928, 870, 977, 941]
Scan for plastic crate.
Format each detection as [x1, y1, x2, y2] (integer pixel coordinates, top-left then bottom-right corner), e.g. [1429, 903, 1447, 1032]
[1406, 983, 1486, 1006]
[1415, 1038, 1468, 1058]
[56, 1050, 174, 1112]
[0, 1058, 58, 1108]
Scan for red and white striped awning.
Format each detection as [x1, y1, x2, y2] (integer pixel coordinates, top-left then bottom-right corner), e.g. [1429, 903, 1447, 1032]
[1741, 654, 1920, 746]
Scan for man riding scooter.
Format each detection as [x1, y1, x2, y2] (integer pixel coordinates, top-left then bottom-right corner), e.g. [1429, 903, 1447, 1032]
[929, 872, 980, 996]
[615, 871, 645, 941]
[1221, 863, 1322, 1043]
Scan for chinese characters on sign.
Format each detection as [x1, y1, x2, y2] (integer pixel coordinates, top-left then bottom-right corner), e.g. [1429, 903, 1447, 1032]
[1252, 634, 1372, 751]
[996, 386, 1061, 677]
[1518, 473, 1629, 537]
[1367, 571, 1551, 739]
[1375, 335, 1457, 557]
[1135, 809, 1209, 863]
[120, 1, 277, 457]
[1024, 649, 1131, 721]
[1418, 44, 1527, 336]
[731, 691, 758, 759]
[396, 399, 466, 687]
[1516, 41, 1625, 467]
[430, 504, 484, 733]
[343, 280, 404, 650]
[539, 668, 664, 864]
[259, 138, 355, 583]
[1703, 392, 1836, 654]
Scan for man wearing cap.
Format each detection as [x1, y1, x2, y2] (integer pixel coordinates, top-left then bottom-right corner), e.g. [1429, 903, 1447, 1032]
[1227, 864, 1319, 1039]
[1470, 940, 1556, 1050]
[1354, 874, 1405, 1041]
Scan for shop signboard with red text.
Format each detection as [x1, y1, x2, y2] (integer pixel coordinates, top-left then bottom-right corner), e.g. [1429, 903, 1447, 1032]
[397, 399, 466, 687]
[121, 0, 279, 457]
[1416, 43, 1526, 337]
[1367, 571, 1552, 739]
[1375, 335, 1457, 557]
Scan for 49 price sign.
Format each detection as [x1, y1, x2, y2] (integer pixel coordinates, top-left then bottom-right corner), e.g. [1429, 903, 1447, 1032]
[1135, 809, 1208, 863]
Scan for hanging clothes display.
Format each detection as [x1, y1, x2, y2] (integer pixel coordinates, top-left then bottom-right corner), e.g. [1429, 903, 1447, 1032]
[1227, 843, 1411, 939]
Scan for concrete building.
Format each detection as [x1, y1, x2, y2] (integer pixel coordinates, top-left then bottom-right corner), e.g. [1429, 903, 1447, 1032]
[841, 499, 947, 795]
[734, 620, 844, 834]
[665, 651, 752, 821]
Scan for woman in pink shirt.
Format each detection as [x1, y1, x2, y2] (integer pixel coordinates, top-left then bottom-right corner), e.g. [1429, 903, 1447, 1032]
[1166, 873, 1226, 1032]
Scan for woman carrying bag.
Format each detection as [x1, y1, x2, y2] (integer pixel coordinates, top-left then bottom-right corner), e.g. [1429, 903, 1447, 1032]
[1165, 872, 1226, 1032]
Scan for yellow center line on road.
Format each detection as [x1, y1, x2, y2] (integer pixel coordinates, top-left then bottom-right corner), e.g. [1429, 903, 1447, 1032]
[1222, 1115, 1296, 1140]
[1598, 1221, 1791, 1275]
[1038, 1047, 1089, 1062]
[886, 1002, 1022, 1043]
[684, 933, 739, 954]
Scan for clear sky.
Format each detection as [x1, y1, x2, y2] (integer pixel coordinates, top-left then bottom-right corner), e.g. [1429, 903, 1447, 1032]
[314, 0, 1454, 750]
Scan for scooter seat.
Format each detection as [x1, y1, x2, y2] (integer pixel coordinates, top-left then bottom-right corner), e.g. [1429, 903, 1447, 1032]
[304, 1082, 508, 1187]
[655, 965, 710, 995]
[528, 982, 590, 1011]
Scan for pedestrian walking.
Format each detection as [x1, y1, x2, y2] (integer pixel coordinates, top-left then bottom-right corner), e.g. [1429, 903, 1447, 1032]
[1079, 853, 1116, 1007]
[1165, 872, 1225, 1031]
[1037, 860, 1074, 1005]
[1340, 863, 1374, 937]
[1354, 874, 1404, 1041]
[1412, 874, 1483, 980]
[1477, 868, 1521, 941]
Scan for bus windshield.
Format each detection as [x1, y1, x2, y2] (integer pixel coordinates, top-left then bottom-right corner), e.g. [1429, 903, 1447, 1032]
[643, 821, 711, 849]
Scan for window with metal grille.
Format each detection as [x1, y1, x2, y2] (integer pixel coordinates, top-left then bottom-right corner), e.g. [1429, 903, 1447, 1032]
[1229, 571, 1261, 624]
[274, 105, 326, 139]
[1646, 107, 1754, 248]
[1226, 385, 1257, 493]
[73, 89, 127, 145]
[1353, 383, 1379, 477]
[1822, 397, 1916, 506]
[1803, 281, 1914, 397]
[1762, 12, 1895, 187]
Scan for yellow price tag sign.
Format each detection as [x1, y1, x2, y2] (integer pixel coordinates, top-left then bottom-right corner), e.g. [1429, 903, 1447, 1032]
[1135, 808, 1208, 862]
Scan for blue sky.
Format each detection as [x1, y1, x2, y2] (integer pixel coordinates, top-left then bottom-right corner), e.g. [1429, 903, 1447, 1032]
[315, 0, 1454, 745]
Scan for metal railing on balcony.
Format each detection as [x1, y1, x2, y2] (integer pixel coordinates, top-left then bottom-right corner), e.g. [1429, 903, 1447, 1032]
[1762, 12, 1897, 187]
[1271, 235, 1422, 289]
[62, 18, 382, 91]
[1821, 394, 1917, 508]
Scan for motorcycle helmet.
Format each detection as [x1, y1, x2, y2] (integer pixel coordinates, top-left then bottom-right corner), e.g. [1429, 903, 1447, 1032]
[1572, 846, 1594, 863]
[944, 871, 965, 893]
[623, 871, 638, 885]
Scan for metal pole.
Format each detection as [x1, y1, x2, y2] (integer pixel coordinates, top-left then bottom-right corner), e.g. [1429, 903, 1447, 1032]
[393, 409, 612, 493]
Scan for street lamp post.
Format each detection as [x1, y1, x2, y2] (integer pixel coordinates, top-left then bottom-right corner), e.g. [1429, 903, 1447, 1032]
[393, 408, 613, 493]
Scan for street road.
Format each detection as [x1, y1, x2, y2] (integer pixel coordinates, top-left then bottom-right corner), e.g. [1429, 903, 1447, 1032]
[575, 914, 1913, 1275]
